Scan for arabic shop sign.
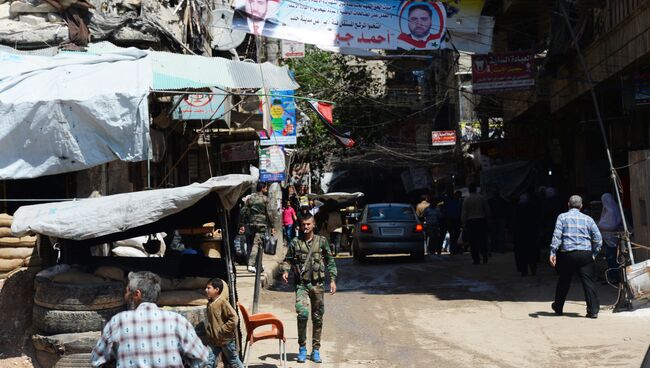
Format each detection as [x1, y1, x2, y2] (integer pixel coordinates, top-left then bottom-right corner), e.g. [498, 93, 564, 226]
[281, 40, 305, 58]
[232, 0, 446, 50]
[471, 52, 535, 94]
[431, 130, 456, 146]
[259, 145, 286, 182]
[172, 94, 230, 121]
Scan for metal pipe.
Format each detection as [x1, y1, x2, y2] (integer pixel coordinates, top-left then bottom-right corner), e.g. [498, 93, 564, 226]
[559, 1, 635, 263]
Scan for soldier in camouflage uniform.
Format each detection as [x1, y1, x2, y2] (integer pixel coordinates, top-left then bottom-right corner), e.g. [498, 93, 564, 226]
[239, 183, 275, 273]
[282, 213, 337, 364]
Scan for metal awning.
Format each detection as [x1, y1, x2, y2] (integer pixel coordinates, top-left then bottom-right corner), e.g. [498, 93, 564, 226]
[150, 51, 299, 91]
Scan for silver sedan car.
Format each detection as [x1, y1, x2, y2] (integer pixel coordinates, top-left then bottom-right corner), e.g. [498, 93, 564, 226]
[352, 203, 426, 261]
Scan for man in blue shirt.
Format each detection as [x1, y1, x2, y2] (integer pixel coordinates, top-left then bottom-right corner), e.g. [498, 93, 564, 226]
[549, 195, 603, 318]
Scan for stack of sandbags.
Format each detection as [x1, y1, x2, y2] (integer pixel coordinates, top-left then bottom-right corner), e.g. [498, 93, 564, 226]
[157, 276, 212, 307]
[0, 213, 40, 279]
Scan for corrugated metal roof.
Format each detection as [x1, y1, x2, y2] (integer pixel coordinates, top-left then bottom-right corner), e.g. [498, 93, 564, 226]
[149, 51, 299, 91]
[86, 42, 299, 91]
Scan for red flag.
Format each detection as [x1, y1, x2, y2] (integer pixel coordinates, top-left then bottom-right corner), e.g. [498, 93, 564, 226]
[307, 100, 355, 148]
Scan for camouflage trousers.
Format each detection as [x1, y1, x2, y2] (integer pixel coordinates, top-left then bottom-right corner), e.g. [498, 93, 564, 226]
[247, 231, 265, 267]
[295, 283, 325, 349]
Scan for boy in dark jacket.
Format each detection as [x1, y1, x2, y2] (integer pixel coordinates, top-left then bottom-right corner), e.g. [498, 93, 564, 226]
[205, 278, 244, 368]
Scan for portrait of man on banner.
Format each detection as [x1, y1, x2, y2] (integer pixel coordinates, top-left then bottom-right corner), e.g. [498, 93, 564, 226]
[397, 1, 446, 49]
[232, 0, 281, 36]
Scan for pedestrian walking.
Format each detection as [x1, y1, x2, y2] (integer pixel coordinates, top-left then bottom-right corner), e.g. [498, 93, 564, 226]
[513, 194, 538, 276]
[442, 190, 463, 254]
[281, 214, 337, 363]
[549, 195, 602, 318]
[90, 271, 210, 367]
[282, 200, 298, 243]
[239, 182, 275, 273]
[205, 278, 244, 368]
[423, 201, 443, 254]
[415, 194, 430, 221]
[597, 193, 623, 284]
[461, 184, 491, 264]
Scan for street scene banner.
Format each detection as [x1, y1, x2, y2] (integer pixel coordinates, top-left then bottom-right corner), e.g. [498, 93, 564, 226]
[432, 130, 456, 146]
[259, 145, 286, 182]
[232, 0, 447, 50]
[259, 90, 297, 146]
[471, 52, 535, 94]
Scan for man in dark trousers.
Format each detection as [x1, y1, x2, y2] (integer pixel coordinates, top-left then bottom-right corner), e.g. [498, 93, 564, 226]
[461, 184, 491, 264]
[549, 195, 603, 318]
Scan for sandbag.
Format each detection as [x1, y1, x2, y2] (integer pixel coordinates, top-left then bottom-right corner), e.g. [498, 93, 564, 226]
[0, 236, 37, 247]
[0, 227, 12, 237]
[111, 246, 147, 257]
[0, 247, 34, 259]
[174, 277, 211, 290]
[52, 271, 106, 284]
[0, 258, 24, 272]
[94, 266, 125, 282]
[0, 214, 12, 227]
[157, 290, 207, 306]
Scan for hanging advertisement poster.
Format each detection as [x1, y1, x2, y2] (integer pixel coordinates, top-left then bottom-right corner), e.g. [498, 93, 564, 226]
[431, 130, 456, 146]
[258, 90, 297, 146]
[459, 120, 504, 142]
[471, 52, 535, 94]
[259, 145, 286, 182]
[172, 94, 230, 121]
[231, 0, 447, 50]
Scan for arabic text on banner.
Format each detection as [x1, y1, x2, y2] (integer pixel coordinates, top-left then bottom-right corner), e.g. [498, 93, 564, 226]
[232, 0, 447, 50]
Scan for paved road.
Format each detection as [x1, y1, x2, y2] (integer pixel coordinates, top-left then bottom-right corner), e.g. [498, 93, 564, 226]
[244, 252, 650, 368]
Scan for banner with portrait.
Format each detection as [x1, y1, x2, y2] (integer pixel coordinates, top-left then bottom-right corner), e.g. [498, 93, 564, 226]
[231, 0, 447, 50]
[259, 145, 287, 182]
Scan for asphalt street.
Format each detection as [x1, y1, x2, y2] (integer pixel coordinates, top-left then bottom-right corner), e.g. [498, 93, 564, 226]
[241, 252, 650, 368]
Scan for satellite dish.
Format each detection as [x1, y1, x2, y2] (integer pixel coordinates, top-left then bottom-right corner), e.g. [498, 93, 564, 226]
[210, 8, 246, 50]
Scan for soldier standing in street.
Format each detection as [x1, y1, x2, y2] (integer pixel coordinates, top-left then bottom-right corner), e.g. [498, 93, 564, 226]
[240, 182, 275, 273]
[282, 213, 337, 364]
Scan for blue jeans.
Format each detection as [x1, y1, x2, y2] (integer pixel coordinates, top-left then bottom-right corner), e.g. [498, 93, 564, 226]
[207, 339, 244, 368]
[283, 225, 294, 241]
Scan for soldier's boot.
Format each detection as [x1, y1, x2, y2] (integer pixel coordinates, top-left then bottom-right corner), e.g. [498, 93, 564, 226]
[297, 345, 307, 363]
[310, 349, 322, 363]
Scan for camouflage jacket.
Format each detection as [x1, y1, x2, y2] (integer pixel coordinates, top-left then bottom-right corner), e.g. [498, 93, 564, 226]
[282, 234, 337, 285]
[240, 192, 273, 230]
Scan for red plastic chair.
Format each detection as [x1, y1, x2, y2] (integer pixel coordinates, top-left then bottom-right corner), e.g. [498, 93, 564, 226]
[237, 302, 287, 368]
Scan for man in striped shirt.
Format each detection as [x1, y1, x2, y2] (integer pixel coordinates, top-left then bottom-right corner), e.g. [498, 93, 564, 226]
[91, 271, 210, 367]
[549, 195, 602, 318]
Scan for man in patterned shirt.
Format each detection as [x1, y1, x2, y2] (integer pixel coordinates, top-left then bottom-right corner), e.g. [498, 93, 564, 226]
[282, 213, 337, 364]
[91, 271, 210, 367]
[549, 195, 603, 319]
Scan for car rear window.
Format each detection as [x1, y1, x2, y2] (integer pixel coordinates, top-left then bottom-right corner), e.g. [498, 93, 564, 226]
[367, 206, 415, 221]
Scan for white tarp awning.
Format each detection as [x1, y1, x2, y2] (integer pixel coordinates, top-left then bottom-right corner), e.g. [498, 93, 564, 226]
[11, 175, 255, 240]
[0, 47, 152, 179]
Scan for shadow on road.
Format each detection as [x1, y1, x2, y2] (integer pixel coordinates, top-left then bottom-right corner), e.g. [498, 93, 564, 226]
[303, 252, 623, 307]
[529, 311, 582, 318]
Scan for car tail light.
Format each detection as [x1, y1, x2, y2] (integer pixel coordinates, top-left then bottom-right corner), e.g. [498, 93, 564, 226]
[415, 224, 424, 232]
[360, 224, 371, 233]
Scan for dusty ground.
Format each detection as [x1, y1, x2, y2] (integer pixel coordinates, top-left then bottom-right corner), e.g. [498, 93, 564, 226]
[240, 252, 650, 368]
